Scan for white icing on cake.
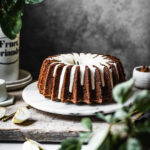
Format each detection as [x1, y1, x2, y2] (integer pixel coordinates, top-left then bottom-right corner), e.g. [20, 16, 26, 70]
[47, 53, 120, 98]
[112, 63, 119, 78]
[69, 65, 77, 92]
[53, 64, 60, 77]
[88, 65, 96, 90]
[58, 66, 67, 99]
[80, 65, 86, 85]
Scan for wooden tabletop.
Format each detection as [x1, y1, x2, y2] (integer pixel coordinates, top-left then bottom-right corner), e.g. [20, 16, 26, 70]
[0, 89, 109, 142]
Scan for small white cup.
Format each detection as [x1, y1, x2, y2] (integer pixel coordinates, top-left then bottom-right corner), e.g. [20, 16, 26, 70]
[0, 79, 8, 102]
[133, 66, 150, 89]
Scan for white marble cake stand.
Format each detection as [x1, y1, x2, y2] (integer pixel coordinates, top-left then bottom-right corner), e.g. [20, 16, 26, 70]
[22, 82, 133, 116]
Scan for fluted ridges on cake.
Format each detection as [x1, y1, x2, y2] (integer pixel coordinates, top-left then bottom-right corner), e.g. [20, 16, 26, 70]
[38, 53, 125, 104]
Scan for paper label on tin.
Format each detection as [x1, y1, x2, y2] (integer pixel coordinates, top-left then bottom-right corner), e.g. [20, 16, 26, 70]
[0, 30, 19, 64]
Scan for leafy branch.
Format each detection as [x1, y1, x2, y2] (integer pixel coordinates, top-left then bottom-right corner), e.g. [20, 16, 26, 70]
[60, 118, 93, 150]
[59, 79, 150, 150]
[0, 0, 43, 39]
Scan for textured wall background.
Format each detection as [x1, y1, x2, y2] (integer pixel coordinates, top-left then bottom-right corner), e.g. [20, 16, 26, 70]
[20, 0, 150, 79]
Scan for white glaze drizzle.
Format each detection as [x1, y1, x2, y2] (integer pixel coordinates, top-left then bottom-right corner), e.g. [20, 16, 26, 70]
[112, 63, 119, 79]
[58, 66, 67, 99]
[53, 64, 60, 77]
[88, 65, 96, 90]
[80, 65, 86, 85]
[100, 70, 105, 87]
[49, 62, 57, 65]
[47, 53, 119, 94]
[69, 66, 77, 92]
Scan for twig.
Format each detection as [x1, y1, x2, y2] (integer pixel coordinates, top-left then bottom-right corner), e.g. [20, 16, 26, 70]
[133, 112, 144, 123]
[2, 112, 15, 122]
[130, 110, 137, 116]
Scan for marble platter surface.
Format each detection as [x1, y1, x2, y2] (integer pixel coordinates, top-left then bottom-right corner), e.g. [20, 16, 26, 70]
[22, 81, 133, 116]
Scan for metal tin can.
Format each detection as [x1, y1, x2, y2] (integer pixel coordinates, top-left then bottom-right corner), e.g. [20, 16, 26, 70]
[0, 28, 20, 82]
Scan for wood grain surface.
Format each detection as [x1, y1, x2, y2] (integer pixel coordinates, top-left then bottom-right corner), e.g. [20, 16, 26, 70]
[0, 90, 109, 142]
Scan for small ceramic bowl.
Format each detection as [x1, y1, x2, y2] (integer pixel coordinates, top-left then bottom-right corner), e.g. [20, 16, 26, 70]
[133, 66, 150, 89]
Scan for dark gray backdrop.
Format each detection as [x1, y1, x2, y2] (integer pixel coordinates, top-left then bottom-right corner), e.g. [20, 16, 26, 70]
[20, 0, 150, 79]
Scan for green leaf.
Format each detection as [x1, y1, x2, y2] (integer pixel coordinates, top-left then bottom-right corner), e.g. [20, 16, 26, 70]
[24, 0, 43, 4]
[13, 0, 25, 16]
[118, 143, 126, 150]
[113, 78, 135, 104]
[114, 108, 129, 121]
[127, 138, 142, 150]
[59, 138, 82, 150]
[0, 10, 22, 39]
[0, 0, 42, 39]
[135, 119, 150, 133]
[79, 118, 92, 142]
[96, 113, 106, 120]
[1, 0, 17, 12]
[97, 135, 111, 150]
[97, 113, 115, 123]
[131, 90, 150, 112]
[0, 0, 25, 39]
[135, 132, 150, 148]
[81, 118, 92, 132]
[111, 134, 127, 150]
[79, 131, 91, 142]
[134, 120, 150, 148]
[86, 125, 110, 150]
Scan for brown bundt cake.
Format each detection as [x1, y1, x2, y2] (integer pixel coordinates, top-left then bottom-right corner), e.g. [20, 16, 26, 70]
[38, 53, 125, 104]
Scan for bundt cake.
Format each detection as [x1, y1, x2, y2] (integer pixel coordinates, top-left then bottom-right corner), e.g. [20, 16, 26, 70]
[38, 53, 125, 104]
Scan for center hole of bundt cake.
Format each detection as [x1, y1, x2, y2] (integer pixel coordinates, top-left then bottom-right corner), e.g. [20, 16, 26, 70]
[73, 59, 79, 65]
[61, 53, 93, 65]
